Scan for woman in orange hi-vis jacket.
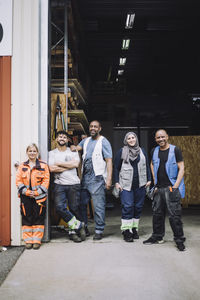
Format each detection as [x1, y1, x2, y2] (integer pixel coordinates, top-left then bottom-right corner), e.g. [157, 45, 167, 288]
[16, 143, 50, 250]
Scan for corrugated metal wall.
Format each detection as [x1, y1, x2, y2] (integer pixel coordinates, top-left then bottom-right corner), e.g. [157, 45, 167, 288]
[11, 0, 40, 245]
[0, 0, 49, 246]
[11, 0, 50, 245]
[0, 57, 11, 246]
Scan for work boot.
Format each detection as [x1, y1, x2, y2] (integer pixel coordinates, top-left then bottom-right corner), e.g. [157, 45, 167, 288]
[143, 236, 164, 245]
[176, 242, 185, 251]
[132, 228, 139, 239]
[93, 233, 103, 240]
[122, 230, 133, 242]
[71, 233, 82, 243]
[76, 223, 86, 241]
[25, 243, 33, 250]
[33, 243, 41, 250]
[85, 226, 90, 237]
[69, 233, 73, 240]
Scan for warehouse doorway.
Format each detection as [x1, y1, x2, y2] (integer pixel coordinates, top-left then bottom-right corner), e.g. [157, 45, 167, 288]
[47, 0, 200, 242]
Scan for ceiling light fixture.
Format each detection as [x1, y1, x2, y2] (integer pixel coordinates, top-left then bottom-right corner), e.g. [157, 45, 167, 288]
[125, 13, 135, 29]
[122, 39, 130, 50]
[119, 57, 126, 66]
[118, 70, 124, 75]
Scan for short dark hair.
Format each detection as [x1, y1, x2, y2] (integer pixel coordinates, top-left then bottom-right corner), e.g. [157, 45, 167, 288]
[90, 120, 101, 127]
[56, 130, 69, 138]
[155, 128, 168, 137]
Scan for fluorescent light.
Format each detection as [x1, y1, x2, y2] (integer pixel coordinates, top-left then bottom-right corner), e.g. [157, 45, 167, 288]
[119, 57, 126, 66]
[125, 13, 135, 29]
[122, 39, 130, 50]
[118, 70, 124, 75]
[116, 78, 119, 82]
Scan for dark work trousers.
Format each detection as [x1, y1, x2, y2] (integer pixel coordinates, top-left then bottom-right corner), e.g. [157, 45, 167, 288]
[54, 183, 81, 223]
[20, 195, 46, 226]
[120, 186, 146, 219]
[152, 187, 185, 243]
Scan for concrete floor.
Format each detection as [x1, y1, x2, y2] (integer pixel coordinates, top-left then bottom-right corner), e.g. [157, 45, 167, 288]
[0, 201, 200, 300]
[0, 246, 24, 286]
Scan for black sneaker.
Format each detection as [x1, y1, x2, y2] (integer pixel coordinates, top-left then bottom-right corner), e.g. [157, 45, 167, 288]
[93, 233, 103, 240]
[132, 228, 139, 239]
[176, 242, 185, 251]
[143, 236, 164, 245]
[85, 226, 90, 237]
[122, 230, 133, 242]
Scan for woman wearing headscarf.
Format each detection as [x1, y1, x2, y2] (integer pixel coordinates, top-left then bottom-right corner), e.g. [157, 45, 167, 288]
[114, 132, 151, 242]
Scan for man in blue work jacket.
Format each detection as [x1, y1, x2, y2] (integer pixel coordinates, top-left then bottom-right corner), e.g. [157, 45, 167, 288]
[143, 129, 186, 251]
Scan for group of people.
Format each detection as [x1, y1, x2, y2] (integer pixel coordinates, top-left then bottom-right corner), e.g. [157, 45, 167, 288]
[16, 120, 186, 251]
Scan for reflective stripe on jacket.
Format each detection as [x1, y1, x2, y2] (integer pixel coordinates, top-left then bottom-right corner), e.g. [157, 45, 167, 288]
[16, 159, 50, 202]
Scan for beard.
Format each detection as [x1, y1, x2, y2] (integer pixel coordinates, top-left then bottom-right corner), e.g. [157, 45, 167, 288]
[57, 141, 67, 147]
[90, 131, 99, 139]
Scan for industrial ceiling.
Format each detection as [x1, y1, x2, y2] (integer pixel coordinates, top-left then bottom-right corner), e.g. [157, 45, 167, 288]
[51, 0, 200, 130]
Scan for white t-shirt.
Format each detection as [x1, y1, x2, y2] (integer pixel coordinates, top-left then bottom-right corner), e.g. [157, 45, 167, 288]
[48, 148, 80, 185]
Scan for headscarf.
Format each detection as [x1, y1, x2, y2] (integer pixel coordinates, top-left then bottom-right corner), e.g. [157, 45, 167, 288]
[121, 132, 140, 163]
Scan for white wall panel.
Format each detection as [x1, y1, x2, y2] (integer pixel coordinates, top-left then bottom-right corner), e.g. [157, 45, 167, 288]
[11, 0, 39, 245]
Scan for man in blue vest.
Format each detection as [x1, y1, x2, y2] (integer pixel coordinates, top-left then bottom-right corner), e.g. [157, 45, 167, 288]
[143, 129, 186, 251]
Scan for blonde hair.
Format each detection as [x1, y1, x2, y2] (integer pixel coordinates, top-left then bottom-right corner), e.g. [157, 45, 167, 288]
[26, 143, 39, 153]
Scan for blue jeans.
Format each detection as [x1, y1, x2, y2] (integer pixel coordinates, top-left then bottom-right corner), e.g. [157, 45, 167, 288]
[81, 185, 106, 234]
[54, 184, 81, 223]
[120, 186, 146, 220]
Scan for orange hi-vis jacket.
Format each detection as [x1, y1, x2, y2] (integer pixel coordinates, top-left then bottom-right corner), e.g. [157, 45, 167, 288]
[16, 159, 50, 203]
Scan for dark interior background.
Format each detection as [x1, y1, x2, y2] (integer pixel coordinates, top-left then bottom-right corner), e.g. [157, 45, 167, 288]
[51, 0, 200, 135]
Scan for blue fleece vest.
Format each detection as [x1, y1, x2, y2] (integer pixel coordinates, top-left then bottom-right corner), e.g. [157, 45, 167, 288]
[152, 144, 185, 198]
